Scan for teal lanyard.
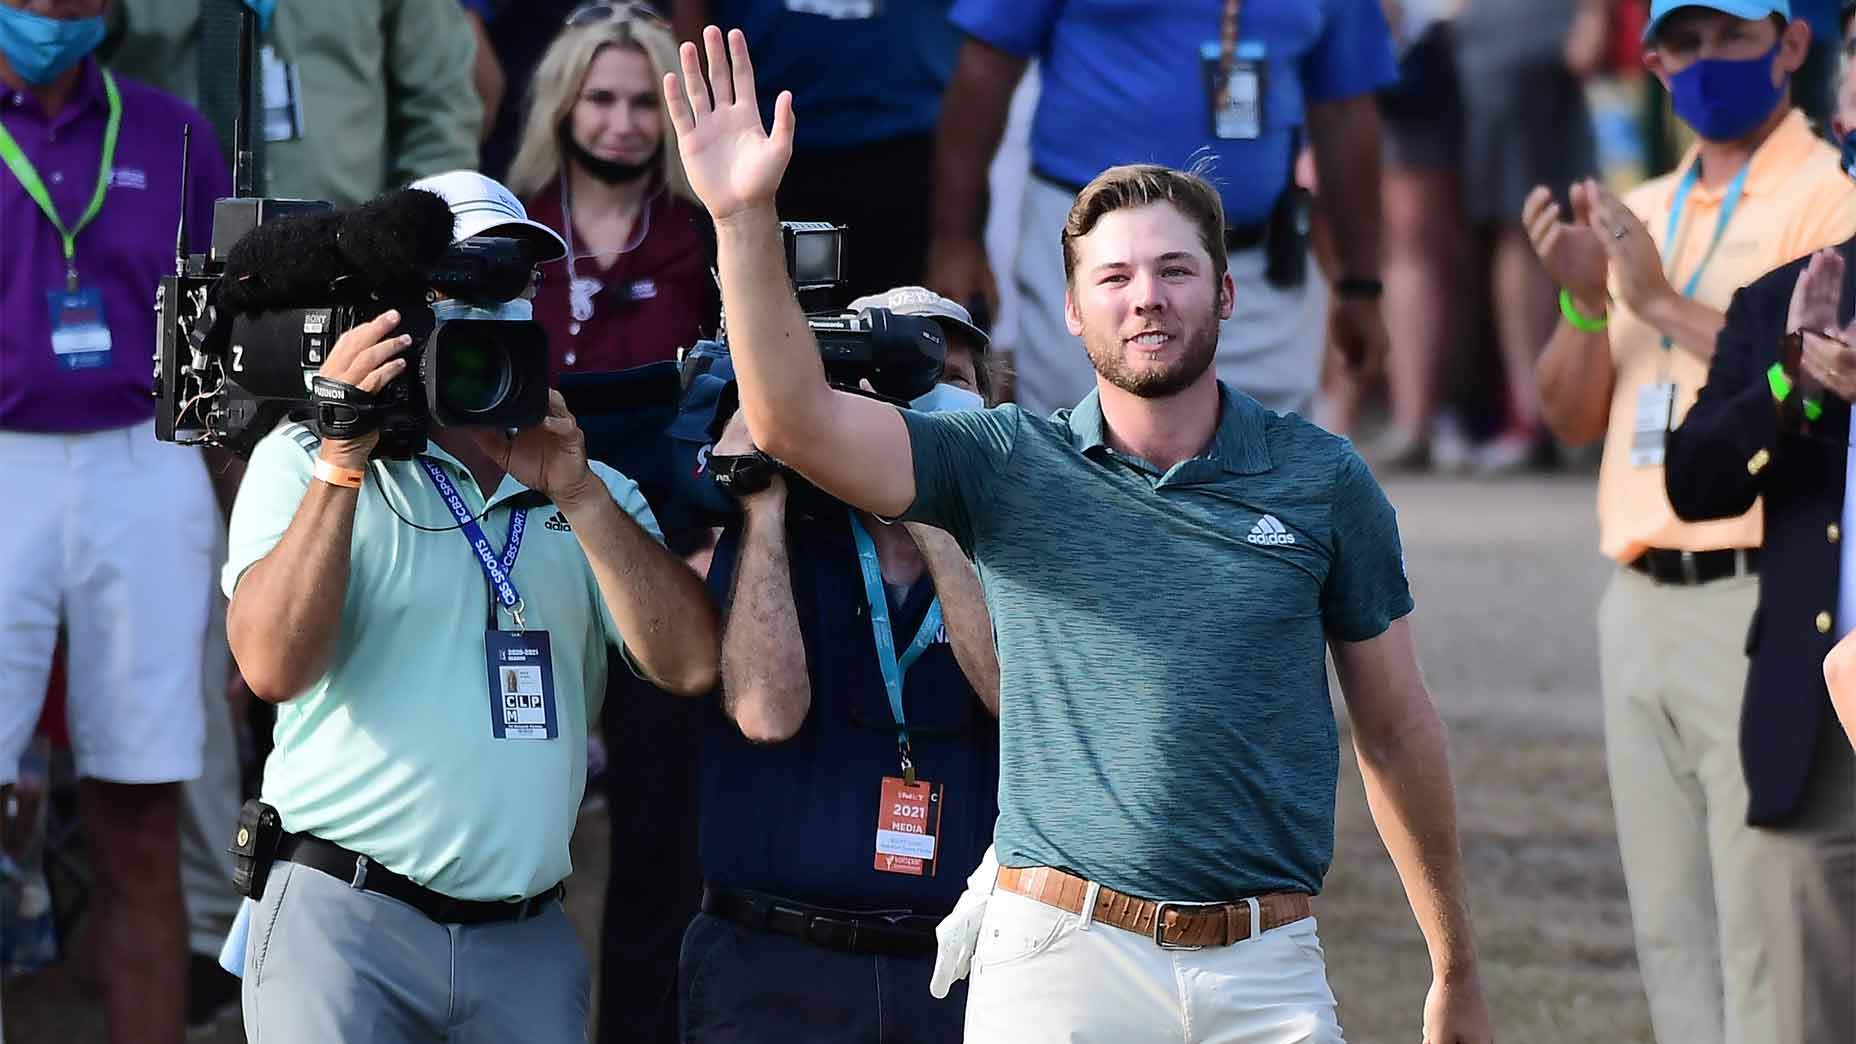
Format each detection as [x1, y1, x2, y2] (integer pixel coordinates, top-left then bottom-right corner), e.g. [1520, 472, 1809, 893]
[1658, 159, 1750, 352]
[849, 512, 943, 784]
[0, 69, 122, 292]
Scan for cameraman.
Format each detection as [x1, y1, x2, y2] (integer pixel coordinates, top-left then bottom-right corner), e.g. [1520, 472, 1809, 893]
[221, 180, 719, 1042]
[680, 286, 1000, 1043]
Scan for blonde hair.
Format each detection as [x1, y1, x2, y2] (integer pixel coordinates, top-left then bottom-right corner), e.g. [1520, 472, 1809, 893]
[506, 14, 692, 204]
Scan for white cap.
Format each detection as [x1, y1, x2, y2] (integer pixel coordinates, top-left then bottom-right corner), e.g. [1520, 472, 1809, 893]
[407, 170, 569, 262]
[846, 285, 990, 351]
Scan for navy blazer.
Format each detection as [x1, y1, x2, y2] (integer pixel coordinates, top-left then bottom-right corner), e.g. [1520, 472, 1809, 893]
[1664, 235, 1855, 826]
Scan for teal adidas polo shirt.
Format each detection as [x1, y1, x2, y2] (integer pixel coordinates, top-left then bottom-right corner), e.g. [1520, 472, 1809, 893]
[223, 423, 662, 902]
[900, 383, 1412, 901]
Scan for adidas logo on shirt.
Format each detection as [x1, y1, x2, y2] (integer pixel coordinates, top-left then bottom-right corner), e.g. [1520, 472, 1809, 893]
[544, 511, 573, 532]
[1246, 514, 1296, 546]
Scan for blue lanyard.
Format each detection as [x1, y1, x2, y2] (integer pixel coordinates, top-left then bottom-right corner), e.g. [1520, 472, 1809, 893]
[1662, 159, 1751, 304]
[849, 512, 943, 774]
[419, 458, 528, 626]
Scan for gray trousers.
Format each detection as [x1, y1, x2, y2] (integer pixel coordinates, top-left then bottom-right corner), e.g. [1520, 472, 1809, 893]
[242, 861, 590, 1043]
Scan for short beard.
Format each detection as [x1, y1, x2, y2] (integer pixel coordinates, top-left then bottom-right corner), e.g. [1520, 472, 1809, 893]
[562, 128, 658, 185]
[1081, 307, 1220, 399]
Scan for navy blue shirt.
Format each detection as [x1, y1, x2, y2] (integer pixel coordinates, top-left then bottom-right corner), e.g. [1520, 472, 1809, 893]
[698, 510, 999, 915]
[715, 0, 960, 151]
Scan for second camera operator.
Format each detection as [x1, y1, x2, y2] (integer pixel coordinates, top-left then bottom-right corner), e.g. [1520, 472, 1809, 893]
[219, 180, 719, 1043]
[681, 288, 1002, 1042]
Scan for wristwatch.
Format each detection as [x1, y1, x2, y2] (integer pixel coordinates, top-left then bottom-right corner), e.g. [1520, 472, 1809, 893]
[708, 450, 782, 498]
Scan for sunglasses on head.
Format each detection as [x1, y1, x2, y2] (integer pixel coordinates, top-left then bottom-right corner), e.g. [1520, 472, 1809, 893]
[564, 1, 667, 28]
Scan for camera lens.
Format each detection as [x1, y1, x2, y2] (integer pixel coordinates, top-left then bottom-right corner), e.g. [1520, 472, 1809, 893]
[438, 335, 516, 415]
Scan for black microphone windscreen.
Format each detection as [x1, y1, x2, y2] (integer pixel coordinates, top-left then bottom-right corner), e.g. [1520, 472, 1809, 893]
[218, 210, 347, 314]
[336, 189, 457, 300]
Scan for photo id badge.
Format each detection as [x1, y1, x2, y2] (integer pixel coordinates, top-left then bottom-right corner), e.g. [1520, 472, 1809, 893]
[1201, 40, 1267, 141]
[260, 45, 306, 142]
[46, 288, 111, 370]
[485, 629, 559, 740]
[1631, 382, 1678, 468]
[874, 776, 943, 877]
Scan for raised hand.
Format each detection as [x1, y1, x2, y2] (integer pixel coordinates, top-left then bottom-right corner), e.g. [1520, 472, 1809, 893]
[1522, 182, 1608, 314]
[1787, 248, 1844, 336]
[662, 26, 795, 225]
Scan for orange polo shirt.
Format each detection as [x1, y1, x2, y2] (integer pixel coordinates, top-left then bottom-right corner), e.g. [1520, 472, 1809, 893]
[1596, 109, 1856, 563]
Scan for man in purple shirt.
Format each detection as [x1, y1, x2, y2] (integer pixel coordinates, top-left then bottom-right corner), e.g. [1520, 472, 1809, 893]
[0, 0, 230, 1040]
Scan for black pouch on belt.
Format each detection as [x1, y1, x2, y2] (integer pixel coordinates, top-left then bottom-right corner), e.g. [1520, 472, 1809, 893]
[1262, 185, 1312, 290]
[1262, 127, 1311, 290]
[229, 799, 283, 900]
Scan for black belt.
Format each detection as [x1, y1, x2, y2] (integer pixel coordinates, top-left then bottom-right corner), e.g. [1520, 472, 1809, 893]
[1032, 168, 1266, 253]
[1628, 547, 1758, 585]
[701, 886, 940, 958]
[277, 833, 563, 926]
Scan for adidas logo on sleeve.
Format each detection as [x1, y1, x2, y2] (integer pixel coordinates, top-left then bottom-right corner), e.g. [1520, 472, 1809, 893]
[1246, 514, 1296, 546]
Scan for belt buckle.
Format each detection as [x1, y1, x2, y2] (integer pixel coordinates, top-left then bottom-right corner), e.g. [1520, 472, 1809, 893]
[1680, 550, 1699, 585]
[803, 913, 853, 949]
[1152, 900, 1220, 950]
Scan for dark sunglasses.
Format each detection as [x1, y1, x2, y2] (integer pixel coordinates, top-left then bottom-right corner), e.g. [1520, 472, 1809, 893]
[564, 1, 668, 28]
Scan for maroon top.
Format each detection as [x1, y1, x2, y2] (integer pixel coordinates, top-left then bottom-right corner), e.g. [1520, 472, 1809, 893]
[524, 180, 719, 381]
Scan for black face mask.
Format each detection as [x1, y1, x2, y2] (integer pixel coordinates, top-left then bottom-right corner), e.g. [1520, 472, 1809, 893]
[562, 127, 659, 185]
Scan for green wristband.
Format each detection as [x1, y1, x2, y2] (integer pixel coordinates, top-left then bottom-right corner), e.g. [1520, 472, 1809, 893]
[1769, 363, 1825, 421]
[1559, 288, 1608, 332]
[1769, 362, 1794, 403]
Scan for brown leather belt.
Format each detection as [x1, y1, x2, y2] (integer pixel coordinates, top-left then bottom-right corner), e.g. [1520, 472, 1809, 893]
[995, 866, 1313, 949]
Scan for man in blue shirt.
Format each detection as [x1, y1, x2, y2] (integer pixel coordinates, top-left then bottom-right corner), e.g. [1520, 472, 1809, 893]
[666, 29, 1492, 1041]
[681, 288, 1001, 1042]
[926, 0, 1398, 417]
[670, 0, 960, 303]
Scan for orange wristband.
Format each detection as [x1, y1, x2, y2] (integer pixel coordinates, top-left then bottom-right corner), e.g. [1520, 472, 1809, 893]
[312, 458, 365, 489]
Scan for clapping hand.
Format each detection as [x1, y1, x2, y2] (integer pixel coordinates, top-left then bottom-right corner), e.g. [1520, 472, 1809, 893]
[1580, 179, 1674, 320]
[1522, 183, 1608, 317]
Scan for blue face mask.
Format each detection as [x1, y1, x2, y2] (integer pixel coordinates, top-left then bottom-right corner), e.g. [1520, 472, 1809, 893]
[909, 382, 983, 414]
[0, 6, 105, 87]
[1668, 39, 1787, 143]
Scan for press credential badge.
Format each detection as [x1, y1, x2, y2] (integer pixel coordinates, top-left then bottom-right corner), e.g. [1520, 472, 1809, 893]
[47, 288, 111, 370]
[1631, 382, 1677, 468]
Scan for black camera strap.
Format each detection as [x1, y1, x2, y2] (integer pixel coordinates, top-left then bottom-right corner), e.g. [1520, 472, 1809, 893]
[310, 375, 387, 439]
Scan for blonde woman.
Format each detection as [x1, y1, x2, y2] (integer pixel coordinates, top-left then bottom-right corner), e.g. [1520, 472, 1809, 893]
[508, 3, 718, 379]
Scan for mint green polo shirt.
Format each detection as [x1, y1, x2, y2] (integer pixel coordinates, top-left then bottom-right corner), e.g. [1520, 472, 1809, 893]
[900, 384, 1413, 901]
[223, 423, 662, 901]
